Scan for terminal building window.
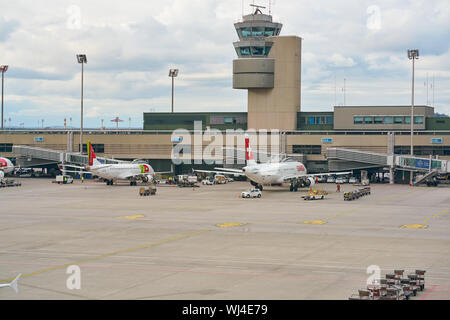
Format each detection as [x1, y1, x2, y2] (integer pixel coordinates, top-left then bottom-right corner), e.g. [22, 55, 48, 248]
[374, 116, 383, 124]
[364, 116, 373, 124]
[384, 116, 393, 124]
[353, 115, 424, 125]
[293, 145, 322, 155]
[354, 116, 364, 124]
[395, 145, 450, 156]
[82, 144, 104, 153]
[0, 143, 12, 152]
[306, 115, 333, 125]
[326, 116, 334, 124]
[394, 116, 403, 124]
[414, 116, 424, 124]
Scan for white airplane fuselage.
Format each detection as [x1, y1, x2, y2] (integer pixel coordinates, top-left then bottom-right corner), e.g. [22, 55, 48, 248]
[244, 161, 307, 185]
[87, 163, 154, 181]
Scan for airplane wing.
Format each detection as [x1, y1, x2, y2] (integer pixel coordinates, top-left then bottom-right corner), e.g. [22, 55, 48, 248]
[60, 164, 85, 169]
[281, 171, 353, 182]
[154, 171, 173, 175]
[213, 167, 244, 173]
[193, 169, 246, 176]
[60, 169, 91, 175]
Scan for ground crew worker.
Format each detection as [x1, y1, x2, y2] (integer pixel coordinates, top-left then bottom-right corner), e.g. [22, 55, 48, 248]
[336, 183, 340, 193]
[315, 176, 318, 184]
[81, 176, 84, 183]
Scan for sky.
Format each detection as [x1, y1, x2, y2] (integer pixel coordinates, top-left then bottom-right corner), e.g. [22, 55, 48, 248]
[0, 0, 449, 128]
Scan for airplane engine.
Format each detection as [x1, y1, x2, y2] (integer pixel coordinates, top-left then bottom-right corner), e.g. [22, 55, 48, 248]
[305, 177, 315, 187]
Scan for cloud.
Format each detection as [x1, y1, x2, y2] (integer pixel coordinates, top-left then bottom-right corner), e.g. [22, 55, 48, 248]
[0, 0, 449, 128]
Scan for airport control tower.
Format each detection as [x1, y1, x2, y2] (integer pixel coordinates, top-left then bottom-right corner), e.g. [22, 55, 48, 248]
[233, 5, 302, 130]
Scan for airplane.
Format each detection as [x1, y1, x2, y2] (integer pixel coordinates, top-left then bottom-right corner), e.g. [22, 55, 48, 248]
[62, 141, 166, 186]
[0, 274, 21, 294]
[194, 136, 351, 192]
[0, 157, 15, 180]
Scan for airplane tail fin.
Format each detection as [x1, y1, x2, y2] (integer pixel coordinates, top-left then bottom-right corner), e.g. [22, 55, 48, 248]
[245, 136, 257, 166]
[87, 140, 100, 166]
[9, 274, 21, 294]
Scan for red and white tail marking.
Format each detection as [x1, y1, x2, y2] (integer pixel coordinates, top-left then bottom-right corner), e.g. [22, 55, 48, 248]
[245, 136, 256, 165]
[88, 141, 100, 166]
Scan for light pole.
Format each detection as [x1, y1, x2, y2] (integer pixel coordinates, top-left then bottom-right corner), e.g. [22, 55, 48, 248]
[408, 49, 419, 184]
[77, 54, 87, 153]
[169, 69, 179, 113]
[0, 65, 8, 130]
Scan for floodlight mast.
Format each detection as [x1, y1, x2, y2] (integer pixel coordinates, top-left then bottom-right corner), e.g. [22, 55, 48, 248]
[169, 69, 179, 113]
[76, 54, 87, 153]
[0, 65, 8, 131]
[407, 49, 419, 185]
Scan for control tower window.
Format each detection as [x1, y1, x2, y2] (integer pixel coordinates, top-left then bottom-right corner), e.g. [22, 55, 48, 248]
[251, 47, 264, 56]
[240, 47, 251, 56]
[264, 47, 272, 55]
[241, 28, 251, 37]
[264, 28, 275, 36]
[252, 27, 264, 36]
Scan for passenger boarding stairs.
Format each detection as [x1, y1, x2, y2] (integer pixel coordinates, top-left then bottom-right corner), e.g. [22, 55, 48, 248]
[413, 169, 440, 186]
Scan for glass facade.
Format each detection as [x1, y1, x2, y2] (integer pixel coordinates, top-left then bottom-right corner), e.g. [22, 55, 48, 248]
[354, 117, 364, 124]
[264, 27, 275, 36]
[251, 46, 264, 56]
[353, 115, 424, 125]
[0, 143, 12, 152]
[293, 145, 322, 155]
[395, 145, 450, 156]
[383, 116, 393, 124]
[238, 27, 279, 38]
[252, 27, 264, 36]
[240, 47, 251, 56]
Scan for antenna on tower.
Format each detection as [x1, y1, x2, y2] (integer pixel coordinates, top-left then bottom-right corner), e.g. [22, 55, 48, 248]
[250, 3, 266, 14]
[269, 0, 272, 15]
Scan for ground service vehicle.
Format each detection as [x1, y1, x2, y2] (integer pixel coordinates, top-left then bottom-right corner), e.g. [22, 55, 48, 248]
[202, 179, 214, 185]
[139, 185, 157, 196]
[55, 175, 73, 184]
[214, 174, 228, 184]
[302, 189, 328, 200]
[241, 188, 262, 198]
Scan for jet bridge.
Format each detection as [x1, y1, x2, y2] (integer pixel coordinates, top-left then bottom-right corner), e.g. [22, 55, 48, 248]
[326, 148, 392, 172]
[12, 145, 127, 168]
[326, 147, 450, 184]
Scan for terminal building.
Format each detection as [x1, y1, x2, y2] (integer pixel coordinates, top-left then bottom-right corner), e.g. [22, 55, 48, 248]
[1, 7, 449, 182]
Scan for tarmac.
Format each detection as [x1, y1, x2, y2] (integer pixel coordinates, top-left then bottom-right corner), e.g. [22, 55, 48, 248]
[0, 178, 449, 300]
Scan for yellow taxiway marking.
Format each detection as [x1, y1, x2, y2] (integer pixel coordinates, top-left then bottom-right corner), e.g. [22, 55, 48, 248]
[0, 230, 208, 284]
[302, 188, 420, 225]
[400, 224, 428, 229]
[301, 220, 327, 225]
[216, 222, 247, 228]
[119, 214, 145, 219]
[400, 209, 448, 229]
